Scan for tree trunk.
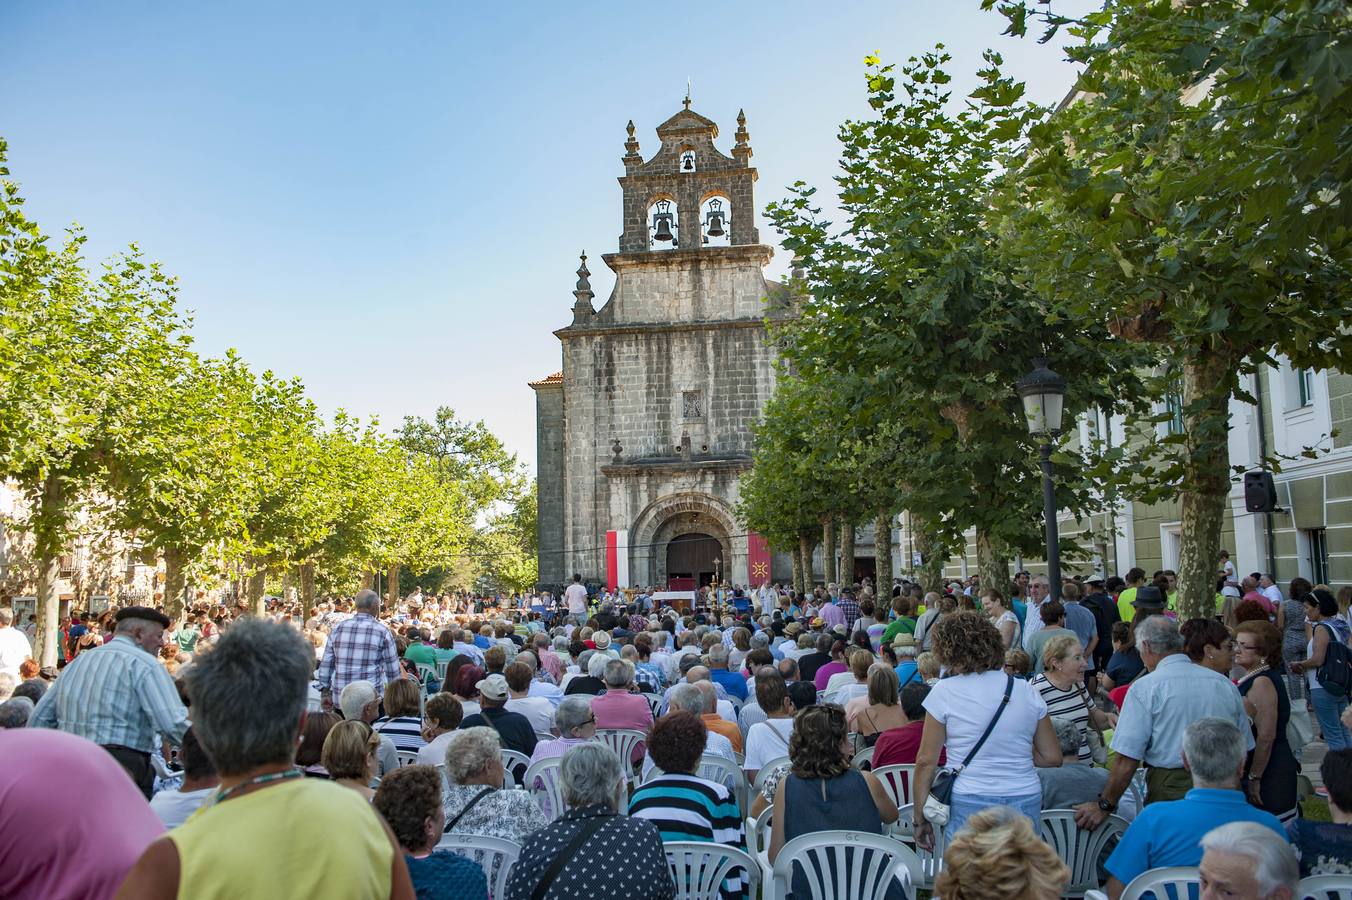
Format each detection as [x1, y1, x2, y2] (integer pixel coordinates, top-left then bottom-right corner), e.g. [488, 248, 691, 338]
[386, 563, 400, 608]
[874, 513, 894, 600]
[797, 531, 814, 594]
[360, 570, 374, 591]
[247, 558, 267, 617]
[300, 562, 316, 622]
[791, 546, 804, 597]
[975, 529, 1010, 595]
[913, 521, 947, 595]
[820, 515, 838, 587]
[839, 520, 856, 586]
[1177, 356, 1234, 621]
[163, 547, 187, 624]
[33, 472, 65, 669]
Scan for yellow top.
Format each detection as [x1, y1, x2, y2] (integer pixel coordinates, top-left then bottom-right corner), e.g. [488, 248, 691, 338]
[169, 778, 392, 899]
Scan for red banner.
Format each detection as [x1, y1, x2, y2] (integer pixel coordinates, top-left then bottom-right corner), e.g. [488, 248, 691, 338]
[747, 532, 772, 585]
[605, 530, 618, 592]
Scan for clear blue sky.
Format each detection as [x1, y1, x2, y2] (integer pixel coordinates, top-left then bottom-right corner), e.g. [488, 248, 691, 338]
[3, 1, 1089, 473]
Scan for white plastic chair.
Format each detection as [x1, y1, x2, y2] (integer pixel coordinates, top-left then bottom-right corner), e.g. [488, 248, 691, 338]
[395, 749, 420, 768]
[435, 658, 450, 683]
[851, 745, 875, 770]
[694, 754, 750, 817]
[753, 756, 791, 795]
[1039, 809, 1128, 898]
[871, 765, 916, 840]
[769, 830, 915, 900]
[436, 832, 521, 899]
[1119, 866, 1200, 900]
[664, 840, 762, 900]
[746, 811, 774, 889]
[896, 802, 947, 891]
[415, 663, 436, 686]
[501, 749, 531, 788]
[643, 692, 664, 719]
[1299, 874, 1352, 900]
[595, 728, 647, 784]
[523, 756, 567, 820]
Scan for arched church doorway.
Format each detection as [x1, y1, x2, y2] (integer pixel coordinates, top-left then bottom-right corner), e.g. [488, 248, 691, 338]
[665, 532, 722, 591]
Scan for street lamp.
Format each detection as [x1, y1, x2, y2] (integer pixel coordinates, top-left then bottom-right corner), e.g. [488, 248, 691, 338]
[1017, 358, 1067, 603]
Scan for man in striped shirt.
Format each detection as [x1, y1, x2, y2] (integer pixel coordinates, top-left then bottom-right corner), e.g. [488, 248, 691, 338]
[317, 590, 400, 711]
[29, 606, 188, 798]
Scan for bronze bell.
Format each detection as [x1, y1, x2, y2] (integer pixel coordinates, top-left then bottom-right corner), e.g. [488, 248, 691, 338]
[703, 199, 727, 241]
[682, 153, 695, 171]
[652, 200, 676, 244]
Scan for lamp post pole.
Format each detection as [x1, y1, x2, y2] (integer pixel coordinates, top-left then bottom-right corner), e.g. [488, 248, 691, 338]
[1018, 358, 1068, 605]
[1040, 442, 1062, 603]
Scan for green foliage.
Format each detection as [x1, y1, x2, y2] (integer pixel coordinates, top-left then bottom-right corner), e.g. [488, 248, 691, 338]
[759, 50, 1149, 568]
[987, 0, 1352, 615]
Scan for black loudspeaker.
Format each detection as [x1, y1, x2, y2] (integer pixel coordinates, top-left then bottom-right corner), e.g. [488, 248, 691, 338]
[1244, 471, 1278, 513]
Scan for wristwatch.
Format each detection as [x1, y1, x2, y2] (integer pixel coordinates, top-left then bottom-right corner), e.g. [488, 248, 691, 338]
[1096, 795, 1118, 813]
[1247, 773, 1263, 782]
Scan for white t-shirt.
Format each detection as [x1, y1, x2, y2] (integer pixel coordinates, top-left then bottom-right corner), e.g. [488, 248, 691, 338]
[922, 669, 1048, 797]
[505, 696, 555, 734]
[743, 718, 794, 772]
[0, 626, 32, 678]
[565, 584, 589, 616]
[149, 787, 214, 829]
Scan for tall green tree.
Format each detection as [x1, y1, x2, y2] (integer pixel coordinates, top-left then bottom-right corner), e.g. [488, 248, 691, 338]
[0, 142, 192, 662]
[987, 0, 1352, 617]
[767, 50, 1149, 592]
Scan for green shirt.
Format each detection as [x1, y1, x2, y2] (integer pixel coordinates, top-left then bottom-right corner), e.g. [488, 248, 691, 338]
[404, 642, 438, 668]
[1116, 587, 1138, 622]
[882, 616, 917, 645]
[175, 625, 199, 653]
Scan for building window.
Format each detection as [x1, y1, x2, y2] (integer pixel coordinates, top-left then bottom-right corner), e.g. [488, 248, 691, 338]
[1307, 528, 1330, 585]
[58, 554, 75, 578]
[682, 390, 704, 419]
[1297, 368, 1315, 407]
[1165, 392, 1185, 435]
[679, 150, 696, 172]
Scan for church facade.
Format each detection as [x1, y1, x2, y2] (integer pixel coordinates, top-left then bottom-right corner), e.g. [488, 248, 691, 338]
[531, 104, 789, 592]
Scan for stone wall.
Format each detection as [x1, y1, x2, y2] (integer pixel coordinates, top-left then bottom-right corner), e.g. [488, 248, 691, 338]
[533, 382, 565, 587]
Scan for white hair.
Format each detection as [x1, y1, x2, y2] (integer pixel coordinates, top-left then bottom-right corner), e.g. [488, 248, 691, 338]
[444, 726, 501, 783]
[1183, 717, 1244, 787]
[560, 742, 623, 810]
[1200, 821, 1298, 894]
[339, 680, 377, 721]
[587, 653, 611, 678]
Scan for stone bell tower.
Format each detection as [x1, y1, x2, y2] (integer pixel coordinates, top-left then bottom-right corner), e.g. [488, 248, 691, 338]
[532, 99, 790, 592]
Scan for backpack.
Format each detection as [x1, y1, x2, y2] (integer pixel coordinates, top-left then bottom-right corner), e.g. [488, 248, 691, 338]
[1315, 622, 1352, 698]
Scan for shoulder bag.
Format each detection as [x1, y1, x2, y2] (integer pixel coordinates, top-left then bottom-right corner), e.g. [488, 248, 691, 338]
[530, 814, 608, 900]
[444, 786, 495, 832]
[922, 674, 1014, 827]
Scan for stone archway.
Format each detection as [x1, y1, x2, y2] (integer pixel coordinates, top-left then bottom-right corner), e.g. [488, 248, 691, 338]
[630, 492, 741, 589]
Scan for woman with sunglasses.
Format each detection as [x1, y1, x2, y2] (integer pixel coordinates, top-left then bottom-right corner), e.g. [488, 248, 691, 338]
[768, 703, 901, 898]
[1233, 620, 1299, 821]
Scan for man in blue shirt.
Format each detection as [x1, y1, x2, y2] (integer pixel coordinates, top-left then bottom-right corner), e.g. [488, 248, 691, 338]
[706, 644, 747, 702]
[1103, 717, 1285, 899]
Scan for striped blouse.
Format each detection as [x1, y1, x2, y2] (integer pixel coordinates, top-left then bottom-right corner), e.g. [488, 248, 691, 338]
[629, 774, 747, 898]
[1029, 674, 1092, 762]
[372, 715, 425, 753]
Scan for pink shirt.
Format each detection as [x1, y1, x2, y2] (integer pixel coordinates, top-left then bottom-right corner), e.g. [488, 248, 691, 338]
[0, 730, 165, 900]
[1243, 591, 1274, 614]
[591, 690, 654, 761]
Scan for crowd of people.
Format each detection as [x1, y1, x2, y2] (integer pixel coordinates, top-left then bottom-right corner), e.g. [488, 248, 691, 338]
[2, 561, 1351, 899]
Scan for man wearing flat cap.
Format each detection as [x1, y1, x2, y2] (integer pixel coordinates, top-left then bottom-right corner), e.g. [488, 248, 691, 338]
[29, 605, 189, 798]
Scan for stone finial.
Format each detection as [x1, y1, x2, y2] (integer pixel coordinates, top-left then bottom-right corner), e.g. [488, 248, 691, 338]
[571, 251, 594, 323]
[611, 438, 623, 462]
[733, 108, 752, 163]
[624, 120, 641, 159]
[679, 433, 693, 462]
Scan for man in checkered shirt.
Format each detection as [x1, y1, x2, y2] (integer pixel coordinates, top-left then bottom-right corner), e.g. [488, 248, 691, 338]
[317, 589, 400, 711]
[838, 587, 861, 634]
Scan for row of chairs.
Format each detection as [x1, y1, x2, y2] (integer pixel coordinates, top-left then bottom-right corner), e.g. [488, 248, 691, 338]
[1089, 868, 1352, 900]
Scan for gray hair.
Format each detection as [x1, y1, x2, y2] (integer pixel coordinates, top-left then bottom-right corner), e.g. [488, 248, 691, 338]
[692, 680, 717, 713]
[668, 683, 704, 716]
[750, 631, 770, 649]
[444, 726, 501, 783]
[587, 653, 611, 679]
[339, 680, 378, 721]
[1050, 716, 1082, 757]
[555, 695, 594, 735]
[678, 654, 702, 677]
[1200, 821, 1299, 894]
[1136, 615, 1185, 654]
[560, 742, 623, 811]
[0, 696, 33, 728]
[552, 635, 570, 651]
[0, 608, 13, 626]
[0, 672, 13, 702]
[186, 618, 311, 776]
[603, 658, 633, 688]
[353, 589, 380, 613]
[1183, 717, 1245, 787]
[708, 644, 729, 665]
[578, 649, 595, 670]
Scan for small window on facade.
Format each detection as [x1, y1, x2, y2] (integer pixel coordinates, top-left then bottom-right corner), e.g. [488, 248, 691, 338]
[1165, 392, 1185, 435]
[1297, 368, 1315, 407]
[682, 390, 704, 419]
[649, 198, 679, 250]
